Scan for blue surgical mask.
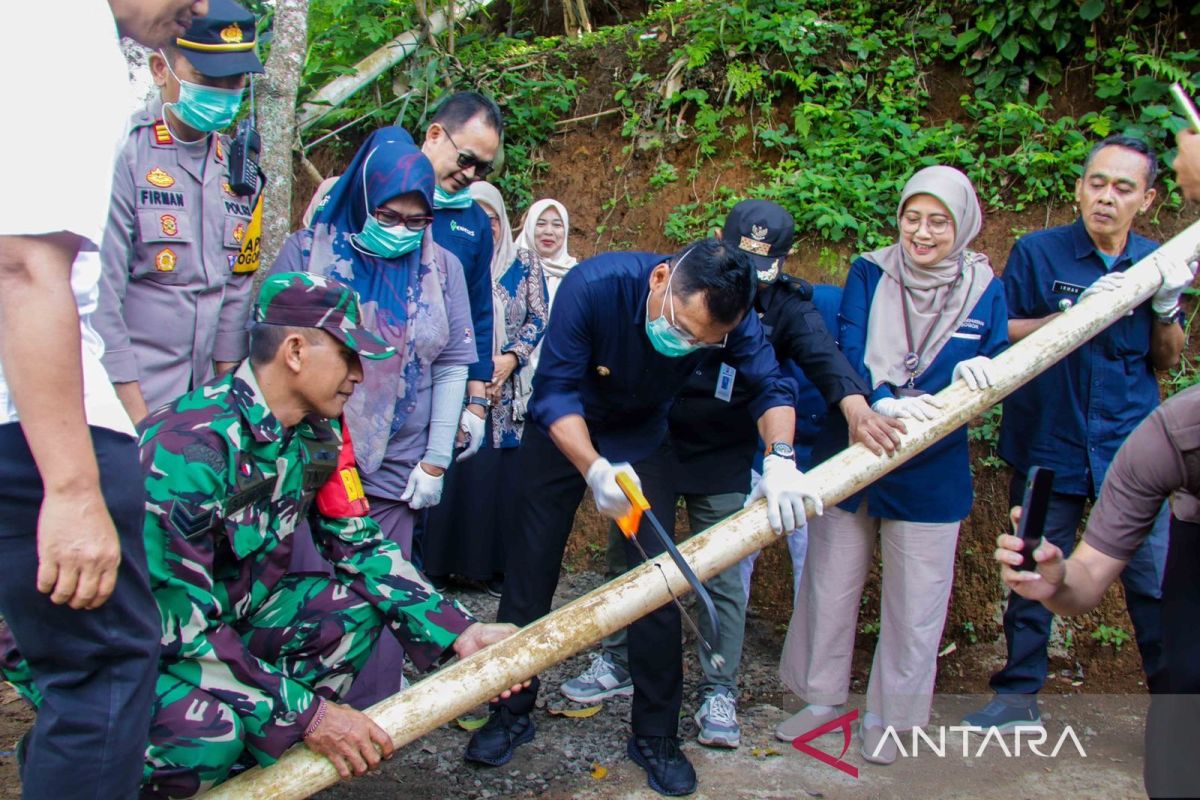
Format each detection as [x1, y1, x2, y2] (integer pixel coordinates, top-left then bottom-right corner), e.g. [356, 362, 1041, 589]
[433, 185, 475, 209]
[355, 216, 423, 259]
[645, 258, 702, 357]
[163, 55, 244, 132]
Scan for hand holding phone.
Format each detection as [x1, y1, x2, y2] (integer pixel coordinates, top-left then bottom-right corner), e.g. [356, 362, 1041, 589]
[1015, 466, 1055, 570]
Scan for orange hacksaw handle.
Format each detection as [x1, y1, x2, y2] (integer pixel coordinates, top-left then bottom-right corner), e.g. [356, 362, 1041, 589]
[615, 471, 650, 538]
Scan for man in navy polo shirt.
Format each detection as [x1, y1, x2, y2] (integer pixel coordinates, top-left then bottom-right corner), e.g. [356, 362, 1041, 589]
[419, 92, 499, 460]
[464, 239, 819, 796]
[964, 135, 1189, 732]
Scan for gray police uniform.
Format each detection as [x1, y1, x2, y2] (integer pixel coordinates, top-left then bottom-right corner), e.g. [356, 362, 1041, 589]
[95, 98, 258, 411]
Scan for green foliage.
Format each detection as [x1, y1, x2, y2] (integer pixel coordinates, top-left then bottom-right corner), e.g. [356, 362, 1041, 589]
[952, 0, 1089, 96]
[967, 406, 1005, 470]
[1091, 623, 1131, 650]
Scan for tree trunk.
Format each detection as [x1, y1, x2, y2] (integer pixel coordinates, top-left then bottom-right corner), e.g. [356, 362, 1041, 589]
[203, 219, 1200, 800]
[256, 0, 309, 285]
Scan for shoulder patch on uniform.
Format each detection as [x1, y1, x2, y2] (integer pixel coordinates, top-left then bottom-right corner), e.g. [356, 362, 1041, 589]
[214, 137, 224, 162]
[182, 442, 227, 475]
[146, 167, 175, 188]
[153, 121, 173, 146]
[169, 503, 215, 539]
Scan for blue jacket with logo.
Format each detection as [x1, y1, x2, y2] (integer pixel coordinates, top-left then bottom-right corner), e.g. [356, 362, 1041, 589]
[529, 251, 796, 464]
[813, 256, 1009, 522]
[997, 218, 1160, 496]
[432, 204, 494, 382]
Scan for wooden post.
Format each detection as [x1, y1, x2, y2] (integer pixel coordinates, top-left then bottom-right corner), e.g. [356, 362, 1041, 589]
[203, 220, 1200, 799]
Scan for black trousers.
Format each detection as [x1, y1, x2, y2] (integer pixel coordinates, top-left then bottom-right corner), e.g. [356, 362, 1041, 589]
[1144, 516, 1200, 799]
[0, 423, 160, 800]
[497, 424, 683, 737]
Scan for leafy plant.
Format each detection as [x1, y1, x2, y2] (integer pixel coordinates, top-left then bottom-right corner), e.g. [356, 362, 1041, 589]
[1091, 623, 1131, 650]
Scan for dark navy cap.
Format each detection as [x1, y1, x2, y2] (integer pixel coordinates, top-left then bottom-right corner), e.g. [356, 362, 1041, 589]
[176, 0, 264, 78]
[723, 200, 795, 283]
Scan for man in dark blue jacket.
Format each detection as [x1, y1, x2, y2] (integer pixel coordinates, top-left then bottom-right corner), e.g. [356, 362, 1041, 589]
[964, 134, 1186, 732]
[418, 92, 500, 460]
[464, 239, 819, 796]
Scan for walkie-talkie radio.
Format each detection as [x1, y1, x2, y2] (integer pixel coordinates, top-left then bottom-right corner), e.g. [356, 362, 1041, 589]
[228, 77, 260, 197]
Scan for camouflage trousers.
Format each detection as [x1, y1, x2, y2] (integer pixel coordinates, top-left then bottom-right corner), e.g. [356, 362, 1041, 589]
[140, 573, 384, 798]
[0, 573, 382, 799]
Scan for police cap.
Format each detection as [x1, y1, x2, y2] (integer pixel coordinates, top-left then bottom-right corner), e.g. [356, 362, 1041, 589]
[176, 0, 265, 78]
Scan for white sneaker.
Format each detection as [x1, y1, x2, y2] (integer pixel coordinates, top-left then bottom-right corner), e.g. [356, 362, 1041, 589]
[695, 687, 740, 748]
[560, 653, 633, 703]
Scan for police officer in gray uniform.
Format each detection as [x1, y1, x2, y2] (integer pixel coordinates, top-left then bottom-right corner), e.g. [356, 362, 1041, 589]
[96, 0, 264, 424]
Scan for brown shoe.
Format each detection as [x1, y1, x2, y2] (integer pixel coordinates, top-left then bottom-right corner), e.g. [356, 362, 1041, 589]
[859, 723, 898, 765]
[774, 705, 843, 743]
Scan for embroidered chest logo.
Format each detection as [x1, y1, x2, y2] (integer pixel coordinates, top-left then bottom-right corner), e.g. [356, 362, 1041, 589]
[449, 220, 477, 237]
[232, 223, 246, 243]
[155, 248, 177, 272]
[146, 167, 175, 188]
[160, 214, 179, 237]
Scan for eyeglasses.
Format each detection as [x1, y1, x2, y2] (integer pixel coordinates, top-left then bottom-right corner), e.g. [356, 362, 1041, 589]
[899, 212, 953, 236]
[373, 208, 433, 231]
[443, 127, 495, 179]
[666, 287, 728, 349]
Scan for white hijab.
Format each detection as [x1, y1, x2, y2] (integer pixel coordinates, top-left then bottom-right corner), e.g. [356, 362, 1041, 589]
[516, 199, 576, 280]
[468, 181, 518, 358]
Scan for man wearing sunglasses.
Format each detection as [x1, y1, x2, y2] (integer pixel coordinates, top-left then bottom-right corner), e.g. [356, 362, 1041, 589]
[94, 0, 265, 426]
[419, 92, 503, 464]
[465, 238, 821, 796]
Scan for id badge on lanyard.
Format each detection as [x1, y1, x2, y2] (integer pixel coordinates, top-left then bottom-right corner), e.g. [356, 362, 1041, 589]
[715, 363, 736, 402]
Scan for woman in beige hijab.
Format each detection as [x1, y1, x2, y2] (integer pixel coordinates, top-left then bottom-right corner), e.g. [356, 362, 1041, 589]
[515, 199, 577, 308]
[774, 166, 1009, 765]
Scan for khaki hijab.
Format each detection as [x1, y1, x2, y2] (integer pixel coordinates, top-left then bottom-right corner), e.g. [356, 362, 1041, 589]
[862, 165, 994, 389]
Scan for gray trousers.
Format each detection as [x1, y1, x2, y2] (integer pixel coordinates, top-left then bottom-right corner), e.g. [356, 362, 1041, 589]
[602, 491, 748, 694]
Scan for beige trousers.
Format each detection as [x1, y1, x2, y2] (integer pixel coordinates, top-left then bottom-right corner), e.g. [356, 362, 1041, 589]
[779, 504, 960, 730]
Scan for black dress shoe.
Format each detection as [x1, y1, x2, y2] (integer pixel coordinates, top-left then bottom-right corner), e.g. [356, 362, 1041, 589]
[464, 706, 535, 767]
[426, 574, 450, 592]
[627, 735, 697, 796]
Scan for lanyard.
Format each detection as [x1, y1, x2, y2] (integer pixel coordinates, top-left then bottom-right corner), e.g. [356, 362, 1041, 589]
[898, 263, 963, 387]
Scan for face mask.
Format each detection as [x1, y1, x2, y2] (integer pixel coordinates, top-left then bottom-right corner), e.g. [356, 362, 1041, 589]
[163, 55, 243, 132]
[433, 185, 475, 210]
[644, 260, 701, 357]
[356, 216, 423, 259]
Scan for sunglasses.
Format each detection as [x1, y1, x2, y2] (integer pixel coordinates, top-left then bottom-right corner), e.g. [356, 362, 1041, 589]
[373, 208, 433, 231]
[443, 127, 495, 179]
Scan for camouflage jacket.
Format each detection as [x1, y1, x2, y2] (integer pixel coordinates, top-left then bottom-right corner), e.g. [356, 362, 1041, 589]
[138, 361, 474, 754]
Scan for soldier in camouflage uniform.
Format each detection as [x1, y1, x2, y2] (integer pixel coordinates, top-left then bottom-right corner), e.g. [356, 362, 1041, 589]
[137, 272, 522, 798]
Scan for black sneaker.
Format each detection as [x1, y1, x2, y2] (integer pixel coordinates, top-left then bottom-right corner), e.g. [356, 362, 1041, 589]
[426, 574, 450, 593]
[626, 735, 697, 796]
[464, 706, 535, 767]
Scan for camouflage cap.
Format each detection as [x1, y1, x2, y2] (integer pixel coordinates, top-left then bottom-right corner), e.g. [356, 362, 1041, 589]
[254, 272, 396, 360]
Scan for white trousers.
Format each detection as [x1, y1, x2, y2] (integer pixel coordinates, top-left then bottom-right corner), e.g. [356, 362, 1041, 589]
[778, 504, 960, 730]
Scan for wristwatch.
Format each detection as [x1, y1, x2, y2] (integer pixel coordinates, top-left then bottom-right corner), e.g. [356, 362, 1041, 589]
[1155, 306, 1182, 326]
[466, 395, 492, 408]
[765, 442, 795, 460]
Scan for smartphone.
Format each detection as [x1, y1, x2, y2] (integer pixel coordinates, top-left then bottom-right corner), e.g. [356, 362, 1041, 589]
[1171, 82, 1200, 133]
[1016, 466, 1055, 571]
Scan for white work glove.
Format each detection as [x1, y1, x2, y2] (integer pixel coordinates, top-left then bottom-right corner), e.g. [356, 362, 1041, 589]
[744, 454, 823, 534]
[1078, 271, 1127, 302]
[400, 464, 444, 510]
[871, 394, 945, 421]
[952, 355, 996, 391]
[586, 458, 640, 520]
[455, 407, 487, 462]
[1152, 257, 1199, 316]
